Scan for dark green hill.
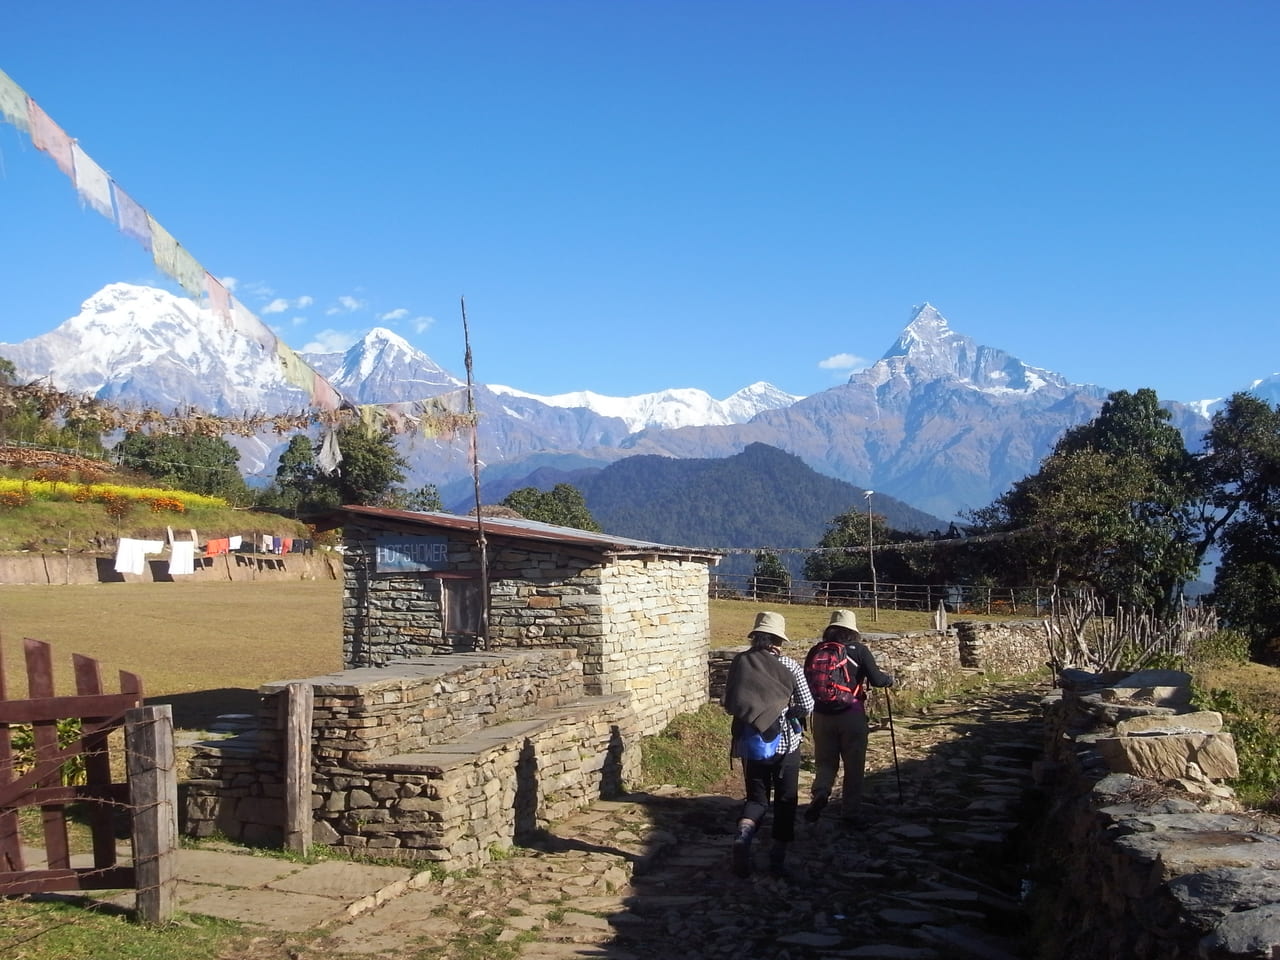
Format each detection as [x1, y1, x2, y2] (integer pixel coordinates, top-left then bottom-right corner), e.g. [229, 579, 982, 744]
[479, 442, 946, 549]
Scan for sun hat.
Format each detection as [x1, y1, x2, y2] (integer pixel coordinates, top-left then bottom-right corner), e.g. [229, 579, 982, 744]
[751, 610, 788, 642]
[828, 609, 859, 633]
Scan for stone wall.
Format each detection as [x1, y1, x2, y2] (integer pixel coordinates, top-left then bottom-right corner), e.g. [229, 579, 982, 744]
[707, 619, 1048, 703]
[1030, 668, 1280, 960]
[183, 649, 641, 864]
[0, 549, 337, 584]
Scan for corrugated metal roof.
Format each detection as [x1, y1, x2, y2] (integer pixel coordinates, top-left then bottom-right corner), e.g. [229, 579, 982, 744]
[333, 505, 722, 561]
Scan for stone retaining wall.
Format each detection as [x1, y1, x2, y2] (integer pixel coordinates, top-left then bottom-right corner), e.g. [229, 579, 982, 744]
[1031, 668, 1280, 959]
[183, 649, 641, 865]
[0, 549, 338, 584]
[707, 619, 1048, 703]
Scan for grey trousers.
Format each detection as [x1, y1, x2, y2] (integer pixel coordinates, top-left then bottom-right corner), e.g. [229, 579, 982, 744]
[810, 707, 869, 816]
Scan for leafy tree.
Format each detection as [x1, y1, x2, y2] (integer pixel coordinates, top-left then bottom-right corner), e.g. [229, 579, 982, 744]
[501, 483, 601, 531]
[318, 424, 408, 506]
[751, 550, 791, 599]
[1204, 393, 1280, 648]
[966, 389, 1203, 614]
[384, 483, 444, 512]
[0, 357, 15, 385]
[256, 434, 341, 517]
[113, 431, 250, 503]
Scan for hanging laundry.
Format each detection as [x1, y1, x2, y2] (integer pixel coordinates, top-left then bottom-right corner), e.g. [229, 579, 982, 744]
[280, 537, 294, 555]
[260, 533, 274, 554]
[271, 536, 283, 554]
[204, 538, 231, 557]
[27, 98, 75, 179]
[0, 68, 31, 133]
[168, 540, 196, 576]
[111, 183, 151, 252]
[148, 214, 181, 281]
[71, 143, 114, 219]
[316, 429, 343, 475]
[114, 538, 165, 576]
[205, 273, 232, 325]
[228, 535, 243, 551]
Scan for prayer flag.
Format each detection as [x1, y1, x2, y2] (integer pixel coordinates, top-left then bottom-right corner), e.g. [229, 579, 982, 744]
[0, 68, 30, 133]
[112, 183, 151, 251]
[71, 143, 114, 218]
[28, 98, 75, 179]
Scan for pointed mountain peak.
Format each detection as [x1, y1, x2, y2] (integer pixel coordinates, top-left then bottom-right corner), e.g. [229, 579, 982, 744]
[882, 303, 965, 363]
[361, 326, 412, 350]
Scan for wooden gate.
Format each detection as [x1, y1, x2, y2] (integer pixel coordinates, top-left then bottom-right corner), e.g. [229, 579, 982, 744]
[0, 637, 177, 921]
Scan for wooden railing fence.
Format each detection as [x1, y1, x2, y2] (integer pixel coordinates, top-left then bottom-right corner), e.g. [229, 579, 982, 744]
[0, 637, 176, 922]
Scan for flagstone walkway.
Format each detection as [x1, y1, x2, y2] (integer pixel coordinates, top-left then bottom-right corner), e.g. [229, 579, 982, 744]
[168, 678, 1047, 959]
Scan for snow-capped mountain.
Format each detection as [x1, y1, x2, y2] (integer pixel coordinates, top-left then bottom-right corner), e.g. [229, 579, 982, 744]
[0, 286, 1266, 519]
[488, 382, 801, 433]
[871, 303, 1067, 394]
[302, 327, 463, 404]
[0, 283, 314, 414]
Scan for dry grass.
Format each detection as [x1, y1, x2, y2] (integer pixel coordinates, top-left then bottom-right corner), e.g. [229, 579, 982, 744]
[0, 580, 342, 728]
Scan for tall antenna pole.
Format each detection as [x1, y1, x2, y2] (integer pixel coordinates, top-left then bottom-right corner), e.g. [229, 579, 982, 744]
[461, 296, 490, 649]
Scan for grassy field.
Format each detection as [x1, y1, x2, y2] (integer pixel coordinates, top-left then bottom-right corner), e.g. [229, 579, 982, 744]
[0, 580, 343, 728]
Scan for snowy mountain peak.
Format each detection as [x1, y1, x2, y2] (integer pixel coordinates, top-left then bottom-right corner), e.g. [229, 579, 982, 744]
[303, 327, 463, 405]
[867, 303, 1067, 396]
[488, 382, 800, 433]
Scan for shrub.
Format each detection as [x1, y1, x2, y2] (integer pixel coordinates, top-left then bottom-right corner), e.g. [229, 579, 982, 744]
[9, 718, 87, 786]
[1192, 686, 1280, 812]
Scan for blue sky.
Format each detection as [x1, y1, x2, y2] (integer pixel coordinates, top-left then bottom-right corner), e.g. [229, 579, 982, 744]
[1, 1, 1276, 403]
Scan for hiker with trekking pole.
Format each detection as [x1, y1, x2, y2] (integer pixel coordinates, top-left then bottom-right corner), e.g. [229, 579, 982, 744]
[802, 609, 895, 826]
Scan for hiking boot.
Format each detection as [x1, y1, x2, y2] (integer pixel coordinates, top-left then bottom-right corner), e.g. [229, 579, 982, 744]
[731, 821, 755, 877]
[804, 796, 828, 824]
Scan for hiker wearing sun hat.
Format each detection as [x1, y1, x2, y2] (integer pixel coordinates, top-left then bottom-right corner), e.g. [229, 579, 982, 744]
[721, 610, 813, 878]
[802, 609, 894, 826]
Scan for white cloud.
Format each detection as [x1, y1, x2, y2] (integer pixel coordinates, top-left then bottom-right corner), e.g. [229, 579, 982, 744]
[379, 308, 410, 321]
[413, 315, 436, 334]
[220, 276, 238, 292]
[819, 352, 868, 372]
[262, 298, 290, 315]
[296, 295, 314, 309]
[300, 329, 359, 353]
[291, 316, 307, 326]
[326, 295, 367, 315]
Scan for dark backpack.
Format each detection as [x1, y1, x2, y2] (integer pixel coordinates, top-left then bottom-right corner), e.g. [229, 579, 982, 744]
[804, 640, 864, 713]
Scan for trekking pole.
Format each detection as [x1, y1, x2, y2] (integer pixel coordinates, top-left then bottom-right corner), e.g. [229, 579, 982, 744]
[884, 688, 903, 804]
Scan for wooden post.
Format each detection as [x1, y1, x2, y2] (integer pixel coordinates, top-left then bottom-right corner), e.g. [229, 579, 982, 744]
[126, 704, 177, 924]
[283, 681, 314, 854]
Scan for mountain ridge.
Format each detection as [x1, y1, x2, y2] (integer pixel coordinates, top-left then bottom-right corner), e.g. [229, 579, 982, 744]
[0, 283, 1255, 521]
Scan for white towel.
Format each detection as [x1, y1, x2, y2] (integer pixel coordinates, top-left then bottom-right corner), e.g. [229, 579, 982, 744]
[168, 540, 196, 576]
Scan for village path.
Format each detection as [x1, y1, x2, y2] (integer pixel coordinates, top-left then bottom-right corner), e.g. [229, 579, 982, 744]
[174, 677, 1048, 960]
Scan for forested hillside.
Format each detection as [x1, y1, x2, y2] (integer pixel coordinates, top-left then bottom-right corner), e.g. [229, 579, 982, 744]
[573, 442, 945, 550]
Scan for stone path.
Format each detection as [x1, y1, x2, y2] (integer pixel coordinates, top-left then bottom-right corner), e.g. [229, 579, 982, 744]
[281, 677, 1049, 959]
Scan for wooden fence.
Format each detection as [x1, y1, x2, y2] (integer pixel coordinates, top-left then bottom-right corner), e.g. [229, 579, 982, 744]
[0, 637, 176, 923]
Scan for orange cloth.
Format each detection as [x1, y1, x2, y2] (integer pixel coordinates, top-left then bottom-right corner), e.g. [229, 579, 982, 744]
[204, 537, 230, 557]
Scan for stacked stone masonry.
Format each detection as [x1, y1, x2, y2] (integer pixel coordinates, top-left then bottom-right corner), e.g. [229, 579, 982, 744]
[341, 521, 712, 740]
[1033, 667, 1280, 959]
[183, 649, 640, 866]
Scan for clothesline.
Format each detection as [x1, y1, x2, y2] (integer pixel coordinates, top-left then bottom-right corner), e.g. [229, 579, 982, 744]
[113, 533, 316, 576]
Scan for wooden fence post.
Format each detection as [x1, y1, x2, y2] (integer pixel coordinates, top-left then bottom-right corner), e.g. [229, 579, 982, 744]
[283, 681, 314, 854]
[125, 704, 177, 924]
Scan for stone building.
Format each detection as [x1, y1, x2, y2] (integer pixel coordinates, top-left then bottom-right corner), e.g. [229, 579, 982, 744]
[326, 506, 720, 739]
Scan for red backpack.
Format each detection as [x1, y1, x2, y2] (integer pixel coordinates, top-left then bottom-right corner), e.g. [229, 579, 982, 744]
[804, 640, 865, 713]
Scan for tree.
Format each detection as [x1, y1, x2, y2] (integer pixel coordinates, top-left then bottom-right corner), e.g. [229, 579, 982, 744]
[113, 431, 250, 503]
[751, 550, 791, 600]
[318, 424, 408, 506]
[966, 389, 1204, 614]
[384, 483, 444, 512]
[501, 483, 601, 531]
[1204, 393, 1280, 648]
